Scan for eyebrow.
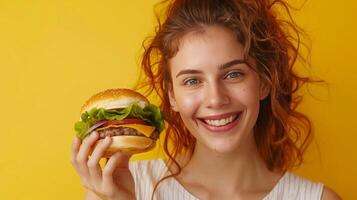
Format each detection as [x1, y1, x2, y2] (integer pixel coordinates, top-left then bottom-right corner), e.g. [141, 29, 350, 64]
[175, 59, 247, 78]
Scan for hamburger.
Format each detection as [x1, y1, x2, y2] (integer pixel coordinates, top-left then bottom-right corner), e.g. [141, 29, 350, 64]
[74, 88, 164, 157]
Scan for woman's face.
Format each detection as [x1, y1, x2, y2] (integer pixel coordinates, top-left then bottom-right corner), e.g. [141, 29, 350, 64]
[168, 26, 269, 154]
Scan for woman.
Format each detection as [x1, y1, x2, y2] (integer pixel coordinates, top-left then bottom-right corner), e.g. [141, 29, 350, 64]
[71, 0, 341, 199]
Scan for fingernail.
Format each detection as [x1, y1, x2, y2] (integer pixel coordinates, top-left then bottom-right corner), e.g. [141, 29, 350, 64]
[92, 131, 98, 137]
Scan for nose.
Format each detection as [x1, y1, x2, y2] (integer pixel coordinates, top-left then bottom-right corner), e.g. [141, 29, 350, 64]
[204, 82, 230, 109]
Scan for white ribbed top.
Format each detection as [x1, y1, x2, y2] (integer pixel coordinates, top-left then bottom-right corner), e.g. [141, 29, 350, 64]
[129, 159, 324, 200]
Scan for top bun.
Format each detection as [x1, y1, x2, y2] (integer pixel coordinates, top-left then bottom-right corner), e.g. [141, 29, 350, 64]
[80, 88, 149, 114]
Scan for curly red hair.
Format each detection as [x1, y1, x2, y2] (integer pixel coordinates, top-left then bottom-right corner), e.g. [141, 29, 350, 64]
[135, 0, 319, 196]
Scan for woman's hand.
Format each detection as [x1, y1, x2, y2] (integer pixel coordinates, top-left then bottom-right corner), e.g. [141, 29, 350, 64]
[71, 132, 136, 200]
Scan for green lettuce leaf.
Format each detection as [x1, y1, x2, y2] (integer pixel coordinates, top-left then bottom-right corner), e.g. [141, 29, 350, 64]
[74, 103, 164, 140]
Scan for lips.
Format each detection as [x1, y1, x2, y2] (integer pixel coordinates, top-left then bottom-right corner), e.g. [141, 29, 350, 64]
[197, 111, 242, 132]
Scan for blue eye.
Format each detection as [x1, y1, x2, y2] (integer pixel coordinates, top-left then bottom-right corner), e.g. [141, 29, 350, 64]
[184, 79, 199, 86]
[225, 71, 242, 79]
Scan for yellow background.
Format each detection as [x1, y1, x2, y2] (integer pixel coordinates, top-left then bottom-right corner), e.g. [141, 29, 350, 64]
[0, 0, 356, 199]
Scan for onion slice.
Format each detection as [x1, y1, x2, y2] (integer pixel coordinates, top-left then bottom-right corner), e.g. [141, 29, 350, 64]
[83, 118, 151, 138]
[83, 120, 109, 137]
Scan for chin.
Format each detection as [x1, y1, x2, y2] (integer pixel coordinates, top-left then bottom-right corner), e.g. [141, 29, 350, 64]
[196, 127, 255, 155]
[195, 135, 246, 155]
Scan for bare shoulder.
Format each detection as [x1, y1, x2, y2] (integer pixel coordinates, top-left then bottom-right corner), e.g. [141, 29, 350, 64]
[321, 186, 342, 200]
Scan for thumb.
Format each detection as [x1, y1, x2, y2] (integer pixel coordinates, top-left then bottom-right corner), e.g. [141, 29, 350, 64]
[102, 151, 132, 186]
[105, 151, 132, 172]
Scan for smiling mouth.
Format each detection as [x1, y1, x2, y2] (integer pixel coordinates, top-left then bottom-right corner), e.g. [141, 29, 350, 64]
[198, 112, 241, 127]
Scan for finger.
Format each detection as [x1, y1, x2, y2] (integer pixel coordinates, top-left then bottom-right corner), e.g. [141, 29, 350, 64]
[87, 136, 112, 185]
[102, 151, 131, 186]
[76, 132, 99, 179]
[77, 132, 99, 163]
[70, 136, 82, 169]
[71, 136, 93, 190]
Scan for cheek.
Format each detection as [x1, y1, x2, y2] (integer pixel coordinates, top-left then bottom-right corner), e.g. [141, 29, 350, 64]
[174, 89, 203, 116]
[232, 82, 261, 107]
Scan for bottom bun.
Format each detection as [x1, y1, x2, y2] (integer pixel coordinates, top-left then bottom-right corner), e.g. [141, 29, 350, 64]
[96, 136, 156, 157]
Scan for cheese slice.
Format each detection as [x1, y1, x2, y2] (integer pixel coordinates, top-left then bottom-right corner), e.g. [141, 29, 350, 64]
[96, 123, 155, 137]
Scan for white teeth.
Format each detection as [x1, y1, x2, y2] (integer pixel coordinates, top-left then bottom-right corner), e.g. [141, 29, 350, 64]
[204, 115, 237, 127]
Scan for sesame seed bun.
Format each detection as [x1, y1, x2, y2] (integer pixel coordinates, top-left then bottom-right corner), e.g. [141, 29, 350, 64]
[80, 88, 149, 114]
